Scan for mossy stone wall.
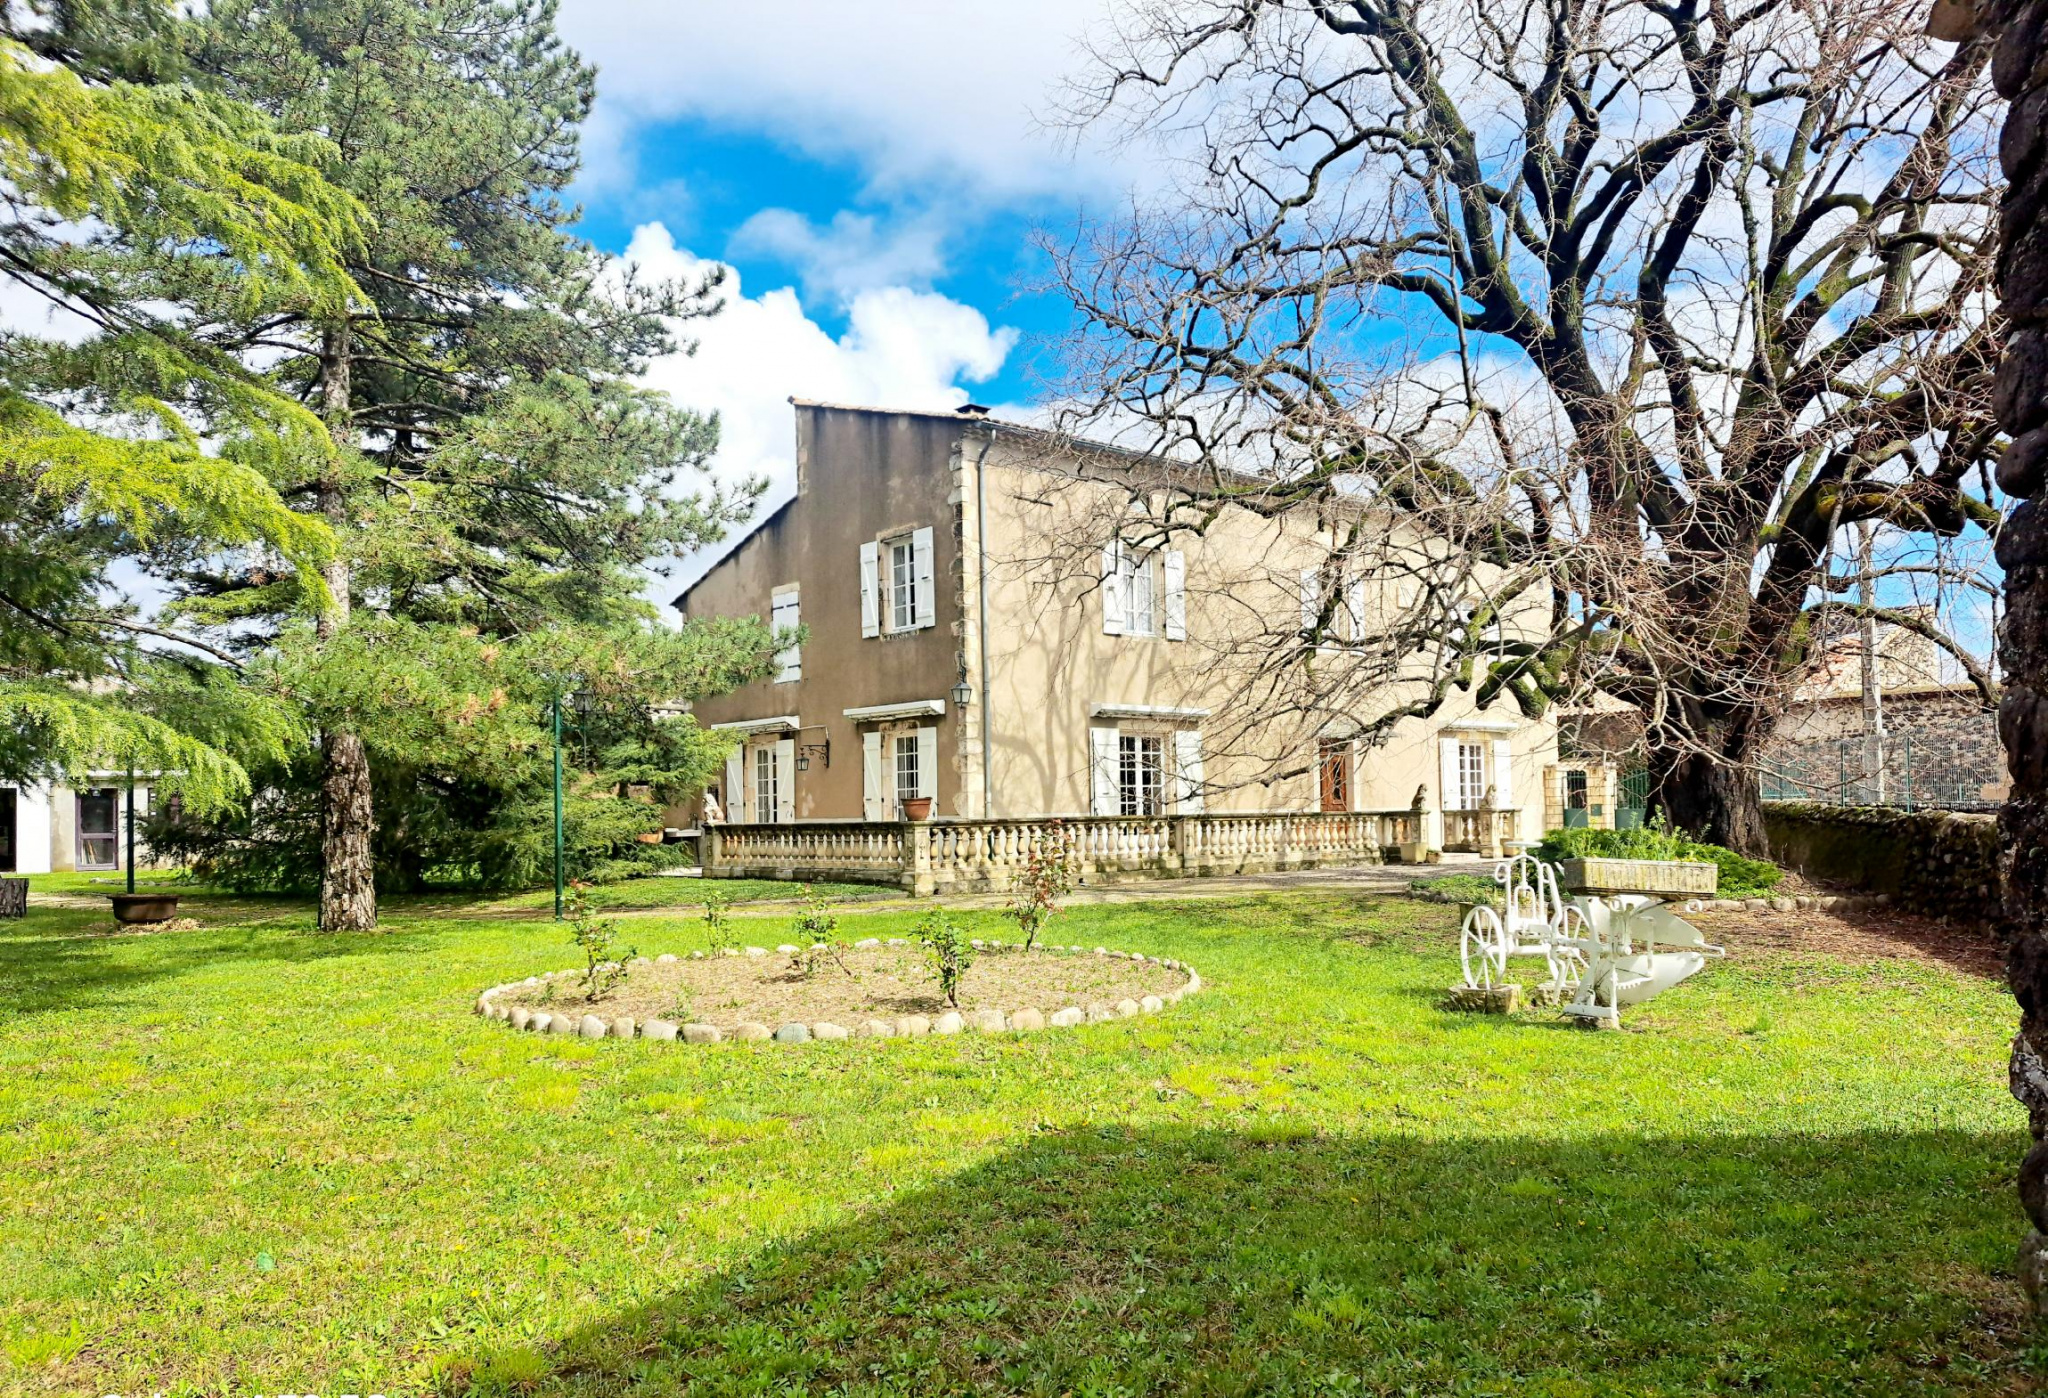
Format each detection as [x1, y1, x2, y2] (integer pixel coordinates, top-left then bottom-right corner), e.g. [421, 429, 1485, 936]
[1761, 802, 2000, 922]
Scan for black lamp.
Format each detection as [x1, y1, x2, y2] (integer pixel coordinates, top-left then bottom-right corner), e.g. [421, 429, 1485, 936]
[950, 677, 973, 710]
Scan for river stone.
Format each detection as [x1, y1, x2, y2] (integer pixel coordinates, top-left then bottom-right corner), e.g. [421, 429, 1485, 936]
[1139, 995, 1164, 1014]
[1770, 896, 1797, 913]
[859, 1019, 894, 1037]
[1186, 972, 1202, 994]
[1010, 1008, 1045, 1031]
[855, 938, 881, 949]
[579, 1015, 608, 1039]
[886, 937, 907, 946]
[1094, 946, 1109, 955]
[812, 1022, 850, 1041]
[610, 1017, 636, 1039]
[773, 1022, 811, 1044]
[683, 1023, 724, 1044]
[1050, 1007, 1083, 1028]
[657, 953, 677, 963]
[474, 996, 490, 1015]
[777, 943, 798, 954]
[1085, 1003, 1113, 1023]
[732, 1021, 771, 1041]
[933, 1011, 964, 1034]
[744, 946, 768, 958]
[509, 1007, 532, 1030]
[642, 1019, 678, 1041]
[970, 1009, 1007, 1033]
[1115, 998, 1141, 1018]
[632, 956, 652, 967]
[970, 938, 986, 949]
[895, 1014, 931, 1036]
[548, 1013, 577, 1036]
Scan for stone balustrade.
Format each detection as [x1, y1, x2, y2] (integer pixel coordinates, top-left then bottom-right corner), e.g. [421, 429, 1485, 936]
[1441, 807, 1522, 857]
[702, 809, 1430, 895]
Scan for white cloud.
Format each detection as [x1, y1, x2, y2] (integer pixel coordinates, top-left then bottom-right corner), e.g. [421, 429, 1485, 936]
[557, 0, 1118, 202]
[730, 208, 949, 306]
[622, 222, 1019, 600]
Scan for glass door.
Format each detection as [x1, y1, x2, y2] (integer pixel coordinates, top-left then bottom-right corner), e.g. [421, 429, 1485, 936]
[77, 788, 118, 869]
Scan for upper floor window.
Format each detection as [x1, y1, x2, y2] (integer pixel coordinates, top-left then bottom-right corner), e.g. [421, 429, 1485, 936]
[1103, 542, 1186, 639]
[860, 527, 935, 637]
[771, 587, 800, 683]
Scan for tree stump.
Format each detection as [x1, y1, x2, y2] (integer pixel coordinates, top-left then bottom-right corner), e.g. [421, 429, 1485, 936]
[0, 877, 26, 918]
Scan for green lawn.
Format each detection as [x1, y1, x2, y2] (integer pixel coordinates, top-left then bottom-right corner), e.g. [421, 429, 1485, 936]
[0, 879, 2031, 1396]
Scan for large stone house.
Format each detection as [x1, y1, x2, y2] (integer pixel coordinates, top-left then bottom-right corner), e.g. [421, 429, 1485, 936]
[672, 401, 1559, 880]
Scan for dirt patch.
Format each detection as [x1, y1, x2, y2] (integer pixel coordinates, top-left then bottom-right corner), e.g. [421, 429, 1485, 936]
[497, 945, 1191, 1029]
[1693, 905, 2001, 979]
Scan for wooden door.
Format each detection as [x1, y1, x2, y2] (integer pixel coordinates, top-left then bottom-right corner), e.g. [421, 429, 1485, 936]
[1318, 741, 1351, 812]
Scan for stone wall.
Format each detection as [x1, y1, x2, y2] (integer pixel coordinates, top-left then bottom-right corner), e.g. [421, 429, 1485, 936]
[1763, 687, 2008, 806]
[1761, 801, 2001, 922]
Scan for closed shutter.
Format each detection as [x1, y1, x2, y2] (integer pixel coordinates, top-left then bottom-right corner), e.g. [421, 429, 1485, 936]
[1174, 729, 1204, 814]
[1300, 568, 1320, 637]
[1101, 542, 1126, 635]
[1345, 578, 1366, 645]
[772, 590, 800, 682]
[861, 731, 885, 820]
[774, 737, 796, 822]
[912, 526, 936, 629]
[1089, 725, 1118, 815]
[859, 541, 880, 638]
[725, 749, 744, 822]
[917, 724, 938, 802]
[1439, 737, 1463, 811]
[1491, 739, 1514, 808]
[1163, 549, 1186, 640]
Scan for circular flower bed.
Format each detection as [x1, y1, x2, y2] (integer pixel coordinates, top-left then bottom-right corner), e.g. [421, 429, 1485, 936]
[474, 938, 1201, 1045]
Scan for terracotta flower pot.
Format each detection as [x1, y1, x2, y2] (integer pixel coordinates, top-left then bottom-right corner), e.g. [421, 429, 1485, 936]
[901, 798, 934, 822]
[110, 893, 179, 925]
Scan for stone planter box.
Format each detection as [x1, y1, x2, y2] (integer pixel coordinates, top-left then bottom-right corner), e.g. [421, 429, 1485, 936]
[110, 893, 180, 925]
[1558, 858, 1717, 898]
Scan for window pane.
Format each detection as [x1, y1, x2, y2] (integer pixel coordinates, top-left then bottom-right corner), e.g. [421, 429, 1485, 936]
[890, 540, 915, 631]
[894, 733, 920, 811]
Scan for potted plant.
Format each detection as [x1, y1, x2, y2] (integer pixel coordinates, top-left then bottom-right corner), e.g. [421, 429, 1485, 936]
[901, 797, 934, 822]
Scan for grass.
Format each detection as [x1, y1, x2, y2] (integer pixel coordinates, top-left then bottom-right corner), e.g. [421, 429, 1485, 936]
[0, 876, 2031, 1396]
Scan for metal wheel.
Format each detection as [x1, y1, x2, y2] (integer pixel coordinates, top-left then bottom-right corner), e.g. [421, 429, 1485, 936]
[1545, 905, 1589, 990]
[1460, 905, 1506, 988]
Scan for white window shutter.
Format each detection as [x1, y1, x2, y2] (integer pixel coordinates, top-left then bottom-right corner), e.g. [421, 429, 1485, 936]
[1439, 737, 1463, 812]
[859, 541, 880, 638]
[1101, 543, 1126, 635]
[861, 731, 884, 820]
[1490, 739, 1514, 808]
[725, 749, 744, 822]
[772, 591, 800, 682]
[1163, 550, 1186, 640]
[1345, 579, 1366, 645]
[774, 737, 796, 822]
[1089, 726, 1118, 815]
[1174, 729, 1204, 814]
[1300, 568, 1320, 637]
[912, 526, 936, 629]
[917, 725, 938, 801]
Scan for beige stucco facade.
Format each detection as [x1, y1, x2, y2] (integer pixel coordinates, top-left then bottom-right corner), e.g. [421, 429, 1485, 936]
[677, 402, 1559, 849]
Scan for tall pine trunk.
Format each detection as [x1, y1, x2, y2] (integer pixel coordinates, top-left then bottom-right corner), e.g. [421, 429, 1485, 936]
[316, 322, 376, 931]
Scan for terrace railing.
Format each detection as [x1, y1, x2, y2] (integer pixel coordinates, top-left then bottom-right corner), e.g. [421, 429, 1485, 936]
[703, 808, 1440, 895]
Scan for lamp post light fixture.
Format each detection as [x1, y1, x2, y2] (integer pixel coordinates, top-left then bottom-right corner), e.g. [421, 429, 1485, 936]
[950, 677, 974, 711]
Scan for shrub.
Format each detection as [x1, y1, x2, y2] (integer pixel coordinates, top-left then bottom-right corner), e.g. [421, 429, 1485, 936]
[1535, 822, 1782, 898]
[787, 885, 852, 978]
[1007, 820, 1077, 950]
[1408, 873, 1504, 908]
[915, 908, 976, 1008]
[567, 880, 634, 1001]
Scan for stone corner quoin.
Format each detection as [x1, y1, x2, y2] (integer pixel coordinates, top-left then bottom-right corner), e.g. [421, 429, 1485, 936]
[470, 945, 1203, 1048]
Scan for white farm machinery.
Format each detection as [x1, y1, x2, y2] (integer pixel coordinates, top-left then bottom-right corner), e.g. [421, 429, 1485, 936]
[1457, 854, 1725, 1027]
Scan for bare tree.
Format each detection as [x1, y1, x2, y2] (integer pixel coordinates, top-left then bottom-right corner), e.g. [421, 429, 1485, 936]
[1046, 0, 2004, 852]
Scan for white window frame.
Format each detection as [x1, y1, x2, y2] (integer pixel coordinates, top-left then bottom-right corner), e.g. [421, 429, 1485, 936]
[1117, 732, 1166, 816]
[771, 586, 800, 683]
[888, 535, 917, 632]
[1458, 741, 1487, 811]
[753, 746, 781, 825]
[1103, 542, 1165, 638]
[893, 731, 922, 813]
[876, 526, 936, 635]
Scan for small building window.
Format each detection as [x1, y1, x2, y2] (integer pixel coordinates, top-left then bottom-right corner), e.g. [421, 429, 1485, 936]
[753, 747, 781, 825]
[1458, 742, 1487, 810]
[77, 788, 118, 869]
[889, 536, 918, 633]
[893, 732, 922, 815]
[1118, 734, 1165, 816]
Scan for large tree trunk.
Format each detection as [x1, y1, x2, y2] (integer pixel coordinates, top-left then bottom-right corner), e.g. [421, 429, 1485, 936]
[1985, 0, 2048, 1315]
[1643, 704, 1772, 857]
[316, 322, 376, 932]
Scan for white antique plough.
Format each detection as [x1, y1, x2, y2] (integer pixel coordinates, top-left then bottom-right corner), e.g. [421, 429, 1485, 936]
[1457, 854, 1725, 1026]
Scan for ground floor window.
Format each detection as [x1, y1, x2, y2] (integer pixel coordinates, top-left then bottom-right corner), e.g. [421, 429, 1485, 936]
[1118, 734, 1165, 816]
[753, 747, 781, 825]
[893, 732, 922, 815]
[1458, 743, 1486, 811]
[78, 788, 118, 869]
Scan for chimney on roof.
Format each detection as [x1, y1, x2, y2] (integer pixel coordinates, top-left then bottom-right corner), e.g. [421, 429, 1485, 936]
[957, 402, 991, 418]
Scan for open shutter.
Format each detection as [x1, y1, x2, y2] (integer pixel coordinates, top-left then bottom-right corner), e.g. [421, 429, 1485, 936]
[859, 541, 880, 637]
[1490, 739, 1514, 808]
[1089, 726, 1118, 815]
[917, 725, 939, 804]
[772, 590, 800, 682]
[1439, 737, 1463, 812]
[725, 749, 744, 822]
[1174, 729, 1204, 814]
[1101, 542, 1126, 635]
[1345, 578, 1366, 645]
[1300, 568, 1320, 638]
[1163, 550, 1186, 640]
[912, 526, 936, 629]
[861, 731, 885, 820]
[774, 737, 796, 822]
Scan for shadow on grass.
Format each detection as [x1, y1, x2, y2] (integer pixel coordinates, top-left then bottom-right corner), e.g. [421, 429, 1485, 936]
[446, 1123, 2031, 1397]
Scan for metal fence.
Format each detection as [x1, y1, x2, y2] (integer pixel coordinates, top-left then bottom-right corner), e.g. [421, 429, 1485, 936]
[1758, 734, 2001, 813]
